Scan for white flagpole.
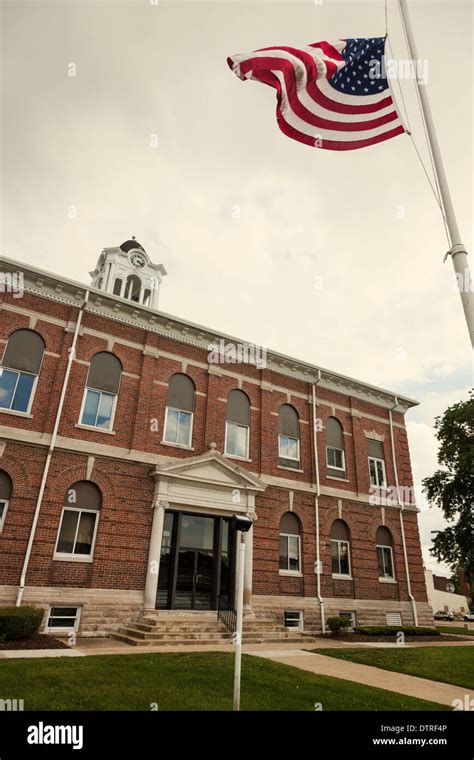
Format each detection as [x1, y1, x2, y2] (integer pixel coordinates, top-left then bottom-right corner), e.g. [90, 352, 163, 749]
[398, 0, 473, 346]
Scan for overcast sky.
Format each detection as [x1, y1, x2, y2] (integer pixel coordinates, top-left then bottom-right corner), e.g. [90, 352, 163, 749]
[1, 0, 472, 575]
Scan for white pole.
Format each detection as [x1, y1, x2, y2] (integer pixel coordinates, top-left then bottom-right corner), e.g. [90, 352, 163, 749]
[233, 534, 246, 711]
[398, 0, 473, 346]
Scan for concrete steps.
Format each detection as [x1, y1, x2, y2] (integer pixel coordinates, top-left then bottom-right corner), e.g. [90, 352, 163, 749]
[110, 610, 317, 647]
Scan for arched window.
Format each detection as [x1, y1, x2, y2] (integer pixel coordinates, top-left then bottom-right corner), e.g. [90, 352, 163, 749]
[125, 274, 141, 303]
[55, 481, 102, 559]
[163, 373, 195, 446]
[225, 389, 250, 459]
[80, 352, 122, 430]
[113, 278, 123, 296]
[0, 329, 45, 413]
[279, 512, 301, 573]
[368, 439, 386, 487]
[331, 519, 351, 576]
[278, 404, 300, 469]
[376, 526, 395, 579]
[326, 417, 345, 476]
[0, 470, 12, 533]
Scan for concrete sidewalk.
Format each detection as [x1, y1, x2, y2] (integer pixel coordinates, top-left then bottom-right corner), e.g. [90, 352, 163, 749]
[248, 649, 473, 707]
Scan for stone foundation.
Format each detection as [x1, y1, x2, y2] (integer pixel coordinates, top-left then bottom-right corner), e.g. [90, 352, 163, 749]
[252, 594, 434, 632]
[0, 586, 144, 637]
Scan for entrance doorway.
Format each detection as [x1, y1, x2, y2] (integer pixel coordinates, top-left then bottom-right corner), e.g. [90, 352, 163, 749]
[156, 512, 234, 610]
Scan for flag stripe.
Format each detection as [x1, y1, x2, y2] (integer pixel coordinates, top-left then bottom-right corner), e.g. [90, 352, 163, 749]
[228, 37, 406, 151]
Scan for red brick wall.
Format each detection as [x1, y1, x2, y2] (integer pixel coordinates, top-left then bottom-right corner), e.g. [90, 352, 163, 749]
[0, 289, 427, 604]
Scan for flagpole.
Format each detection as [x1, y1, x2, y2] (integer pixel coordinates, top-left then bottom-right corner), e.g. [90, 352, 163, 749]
[398, 0, 473, 346]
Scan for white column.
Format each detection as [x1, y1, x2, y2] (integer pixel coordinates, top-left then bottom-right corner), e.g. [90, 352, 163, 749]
[243, 526, 253, 612]
[143, 497, 167, 609]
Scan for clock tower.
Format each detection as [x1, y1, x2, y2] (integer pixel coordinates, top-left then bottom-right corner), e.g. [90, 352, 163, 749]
[89, 238, 167, 309]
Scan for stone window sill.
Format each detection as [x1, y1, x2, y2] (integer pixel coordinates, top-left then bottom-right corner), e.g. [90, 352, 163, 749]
[277, 465, 304, 473]
[75, 424, 116, 436]
[160, 440, 194, 451]
[327, 475, 349, 482]
[0, 408, 33, 419]
[332, 574, 353, 580]
[279, 570, 303, 577]
[379, 577, 397, 584]
[53, 554, 94, 564]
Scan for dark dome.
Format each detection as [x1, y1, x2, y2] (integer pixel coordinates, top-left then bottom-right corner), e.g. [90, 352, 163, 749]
[120, 239, 145, 253]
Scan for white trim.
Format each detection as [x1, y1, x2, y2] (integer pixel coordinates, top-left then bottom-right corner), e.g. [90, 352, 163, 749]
[79, 386, 118, 431]
[224, 420, 250, 459]
[75, 423, 116, 436]
[279, 532, 301, 573]
[54, 506, 100, 561]
[326, 446, 345, 472]
[163, 405, 194, 447]
[0, 499, 9, 533]
[377, 544, 395, 580]
[369, 456, 387, 488]
[332, 573, 353, 580]
[284, 610, 303, 630]
[331, 538, 351, 577]
[46, 604, 81, 633]
[278, 433, 300, 462]
[0, 367, 39, 415]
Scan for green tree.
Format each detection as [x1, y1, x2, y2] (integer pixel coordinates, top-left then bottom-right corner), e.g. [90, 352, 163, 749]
[423, 391, 474, 582]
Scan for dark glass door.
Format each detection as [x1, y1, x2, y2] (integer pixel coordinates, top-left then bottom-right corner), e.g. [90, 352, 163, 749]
[156, 512, 234, 610]
[175, 549, 213, 609]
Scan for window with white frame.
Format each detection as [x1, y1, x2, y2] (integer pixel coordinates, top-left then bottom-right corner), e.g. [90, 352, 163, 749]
[163, 373, 195, 446]
[55, 481, 102, 560]
[331, 519, 351, 576]
[325, 417, 346, 476]
[279, 512, 301, 572]
[0, 329, 45, 414]
[80, 352, 122, 430]
[284, 610, 303, 629]
[0, 470, 12, 534]
[368, 439, 386, 487]
[278, 404, 300, 469]
[376, 526, 395, 579]
[47, 606, 80, 632]
[339, 610, 356, 630]
[225, 389, 250, 458]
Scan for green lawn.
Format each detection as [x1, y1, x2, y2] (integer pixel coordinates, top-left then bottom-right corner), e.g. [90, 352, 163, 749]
[437, 625, 474, 637]
[0, 652, 448, 711]
[311, 646, 474, 690]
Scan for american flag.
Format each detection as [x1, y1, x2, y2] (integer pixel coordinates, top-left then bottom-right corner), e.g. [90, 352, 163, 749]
[228, 37, 405, 151]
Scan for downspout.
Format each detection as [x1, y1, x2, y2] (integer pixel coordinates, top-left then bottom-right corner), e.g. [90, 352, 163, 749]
[16, 290, 90, 606]
[312, 372, 325, 633]
[389, 396, 418, 627]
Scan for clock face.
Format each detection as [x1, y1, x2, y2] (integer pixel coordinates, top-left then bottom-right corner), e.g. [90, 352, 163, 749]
[129, 252, 146, 269]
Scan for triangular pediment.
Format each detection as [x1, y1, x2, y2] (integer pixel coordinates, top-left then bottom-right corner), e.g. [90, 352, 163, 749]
[153, 449, 266, 492]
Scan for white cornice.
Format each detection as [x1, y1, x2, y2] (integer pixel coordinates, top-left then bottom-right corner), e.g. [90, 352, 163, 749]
[0, 255, 418, 412]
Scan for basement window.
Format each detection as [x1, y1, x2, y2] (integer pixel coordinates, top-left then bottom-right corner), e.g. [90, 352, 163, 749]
[284, 610, 303, 630]
[47, 606, 81, 632]
[339, 610, 356, 630]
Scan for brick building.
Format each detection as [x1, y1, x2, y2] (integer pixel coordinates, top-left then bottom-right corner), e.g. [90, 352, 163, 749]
[0, 241, 432, 637]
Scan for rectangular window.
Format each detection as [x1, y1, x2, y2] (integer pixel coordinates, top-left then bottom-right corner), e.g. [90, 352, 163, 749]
[327, 447, 344, 470]
[0, 499, 8, 533]
[164, 407, 193, 446]
[278, 434, 300, 461]
[377, 545, 394, 579]
[47, 606, 80, 632]
[0, 369, 35, 413]
[55, 508, 98, 558]
[331, 539, 351, 576]
[81, 388, 116, 430]
[339, 611, 356, 630]
[284, 610, 303, 630]
[279, 534, 301, 572]
[369, 456, 386, 487]
[225, 422, 249, 459]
